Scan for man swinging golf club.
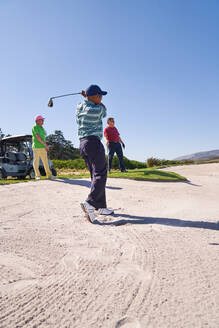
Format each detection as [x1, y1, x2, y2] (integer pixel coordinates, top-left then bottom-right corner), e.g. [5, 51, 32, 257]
[76, 84, 114, 223]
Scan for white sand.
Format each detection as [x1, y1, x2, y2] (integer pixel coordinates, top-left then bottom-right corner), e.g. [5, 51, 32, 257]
[0, 163, 218, 328]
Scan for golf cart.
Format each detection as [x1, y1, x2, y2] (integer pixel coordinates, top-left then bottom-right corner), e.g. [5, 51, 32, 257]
[0, 135, 57, 179]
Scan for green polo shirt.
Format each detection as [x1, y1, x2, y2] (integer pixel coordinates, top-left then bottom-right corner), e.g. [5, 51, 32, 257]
[32, 124, 46, 149]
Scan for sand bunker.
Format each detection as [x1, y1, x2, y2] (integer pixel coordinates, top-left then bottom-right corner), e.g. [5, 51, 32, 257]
[0, 164, 219, 327]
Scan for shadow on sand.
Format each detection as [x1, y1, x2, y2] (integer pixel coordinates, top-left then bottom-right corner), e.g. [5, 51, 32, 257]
[184, 181, 202, 187]
[52, 177, 201, 188]
[52, 178, 122, 190]
[98, 213, 219, 231]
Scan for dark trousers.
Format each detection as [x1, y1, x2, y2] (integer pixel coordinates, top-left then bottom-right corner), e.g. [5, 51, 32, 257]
[80, 136, 107, 209]
[108, 142, 125, 172]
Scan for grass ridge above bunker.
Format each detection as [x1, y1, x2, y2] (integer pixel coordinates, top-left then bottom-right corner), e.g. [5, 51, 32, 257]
[0, 168, 187, 184]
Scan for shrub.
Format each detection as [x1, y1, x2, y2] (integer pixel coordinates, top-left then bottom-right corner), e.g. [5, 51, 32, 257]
[147, 157, 161, 167]
[146, 157, 194, 168]
[52, 156, 146, 171]
[107, 156, 146, 170]
[52, 158, 86, 170]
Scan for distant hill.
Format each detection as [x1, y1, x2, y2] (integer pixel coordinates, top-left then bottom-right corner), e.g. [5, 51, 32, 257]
[174, 149, 219, 161]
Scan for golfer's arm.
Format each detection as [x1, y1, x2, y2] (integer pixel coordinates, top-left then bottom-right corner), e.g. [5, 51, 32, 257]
[36, 134, 47, 147]
[100, 103, 107, 118]
[104, 132, 110, 145]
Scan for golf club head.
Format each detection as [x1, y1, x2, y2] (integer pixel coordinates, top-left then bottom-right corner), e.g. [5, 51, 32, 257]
[48, 98, 53, 107]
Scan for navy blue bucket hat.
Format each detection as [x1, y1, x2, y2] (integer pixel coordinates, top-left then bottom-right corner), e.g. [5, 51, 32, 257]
[85, 85, 107, 97]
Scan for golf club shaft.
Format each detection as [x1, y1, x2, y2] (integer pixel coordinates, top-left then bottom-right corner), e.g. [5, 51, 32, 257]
[51, 92, 81, 100]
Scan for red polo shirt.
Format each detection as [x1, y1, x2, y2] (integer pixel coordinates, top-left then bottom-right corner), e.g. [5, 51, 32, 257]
[104, 126, 120, 142]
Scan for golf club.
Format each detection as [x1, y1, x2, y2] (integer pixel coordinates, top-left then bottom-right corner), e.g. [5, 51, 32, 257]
[48, 92, 82, 107]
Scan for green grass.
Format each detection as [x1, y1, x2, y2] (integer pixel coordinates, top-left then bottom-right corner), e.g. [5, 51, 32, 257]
[0, 176, 46, 185]
[0, 178, 28, 185]
[58, 168, 187, 182]
[0, 168, 187, 185]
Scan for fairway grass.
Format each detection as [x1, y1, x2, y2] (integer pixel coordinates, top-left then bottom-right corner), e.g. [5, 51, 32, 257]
[0, 168, 187, 185]
[108, 168, 187, 181]
[0, 179, 29, 185]
[59, 168, 187, 182]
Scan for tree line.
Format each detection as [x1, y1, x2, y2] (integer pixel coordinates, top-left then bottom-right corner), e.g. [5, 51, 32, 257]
[46, 130, 80, 160]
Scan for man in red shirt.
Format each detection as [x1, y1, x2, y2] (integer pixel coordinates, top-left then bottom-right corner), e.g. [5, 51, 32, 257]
[104, 117, 126, 173]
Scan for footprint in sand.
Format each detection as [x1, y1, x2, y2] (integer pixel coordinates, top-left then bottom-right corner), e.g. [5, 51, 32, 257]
[115, 316, 141, 328]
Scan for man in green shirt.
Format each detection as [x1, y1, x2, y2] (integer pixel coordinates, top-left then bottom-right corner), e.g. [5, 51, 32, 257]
[32, 115, 52, 180]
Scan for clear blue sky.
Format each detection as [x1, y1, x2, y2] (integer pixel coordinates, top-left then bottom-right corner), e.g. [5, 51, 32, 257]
[1, 0, 219, 161]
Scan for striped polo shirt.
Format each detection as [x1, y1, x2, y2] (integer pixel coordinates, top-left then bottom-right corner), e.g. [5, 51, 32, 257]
[76, 100, 107, 140]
